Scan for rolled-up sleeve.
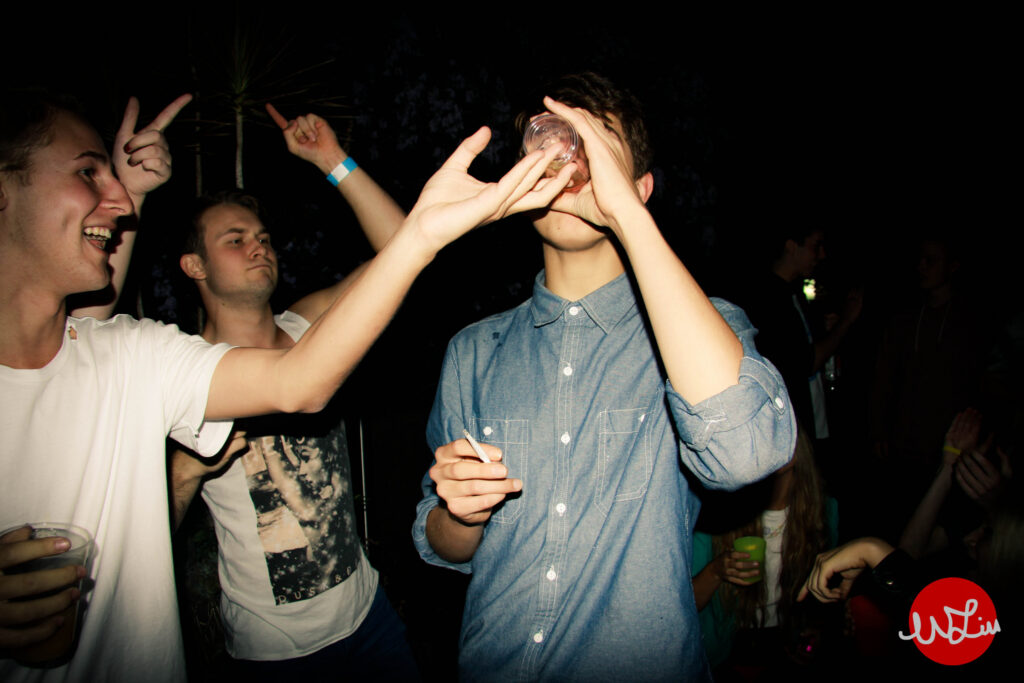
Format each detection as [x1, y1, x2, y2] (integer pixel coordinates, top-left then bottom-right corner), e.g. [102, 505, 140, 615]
[412, 470, 473, 574]
[411, 342, 474, 574]
[668, 298, 796, 490]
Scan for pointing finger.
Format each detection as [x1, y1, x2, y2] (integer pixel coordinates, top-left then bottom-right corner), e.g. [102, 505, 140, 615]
[147, 93, 193, 132]
[265, 103, 290, 131]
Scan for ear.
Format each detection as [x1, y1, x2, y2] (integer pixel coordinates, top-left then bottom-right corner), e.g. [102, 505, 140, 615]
[180, 253, 206, 281]
[636, 172, 654, 204]
[0, 178, 8, 211]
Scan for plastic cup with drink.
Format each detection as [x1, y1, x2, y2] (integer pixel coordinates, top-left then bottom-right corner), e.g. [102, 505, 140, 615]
[733, 536, 766, 584]
[1, 522, 94, 666]
[522, 113, 590, 191]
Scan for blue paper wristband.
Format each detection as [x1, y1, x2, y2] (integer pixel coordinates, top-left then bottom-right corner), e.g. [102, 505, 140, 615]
[327, 157, 358, 186]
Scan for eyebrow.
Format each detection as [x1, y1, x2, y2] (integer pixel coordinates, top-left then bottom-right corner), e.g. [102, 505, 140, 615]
[216, 227, 271, 238]
[74, 150, 110, 163]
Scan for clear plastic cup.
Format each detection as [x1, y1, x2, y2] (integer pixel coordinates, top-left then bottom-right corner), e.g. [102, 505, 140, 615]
[2, 523, 94, 666]
[522, 114, 590, 190]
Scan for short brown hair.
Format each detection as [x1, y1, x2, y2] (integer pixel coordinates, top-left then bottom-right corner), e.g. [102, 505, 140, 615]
[1, 89, 83, 185]
[184, 191, 266, 259]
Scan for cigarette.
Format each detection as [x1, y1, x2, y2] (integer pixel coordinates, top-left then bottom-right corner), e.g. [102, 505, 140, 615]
[462, 429, 491, 463]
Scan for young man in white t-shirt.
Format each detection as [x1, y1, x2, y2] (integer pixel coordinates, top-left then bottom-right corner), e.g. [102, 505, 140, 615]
[0, 88, 574, 682]
[171, 104, 417, 678]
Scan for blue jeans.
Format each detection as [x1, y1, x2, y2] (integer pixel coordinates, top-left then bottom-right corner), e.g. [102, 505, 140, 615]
[232, 586, 420, 681]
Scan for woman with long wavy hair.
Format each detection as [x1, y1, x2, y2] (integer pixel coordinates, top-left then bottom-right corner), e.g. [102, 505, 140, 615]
[691, 428, 838, 675]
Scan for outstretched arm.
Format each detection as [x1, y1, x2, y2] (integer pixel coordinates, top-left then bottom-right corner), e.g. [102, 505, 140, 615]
[266, 103, 404, 252]
[71, 94, 192, 319]
[205, 127, 574, 419]
[266, 103, 406, 323]
[544, 98, 741, 405]
[798, 537, 895, 603]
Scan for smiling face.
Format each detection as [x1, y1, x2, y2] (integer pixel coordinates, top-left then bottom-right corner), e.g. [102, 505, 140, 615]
[183, 202, 278, 307]
[0, 111, 131, 299]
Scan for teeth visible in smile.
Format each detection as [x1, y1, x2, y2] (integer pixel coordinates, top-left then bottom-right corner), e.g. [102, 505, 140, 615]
[84, 227, 112, 245]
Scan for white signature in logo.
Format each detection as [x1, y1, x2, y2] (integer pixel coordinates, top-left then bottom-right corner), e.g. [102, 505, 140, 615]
[899, 599, 1001, 646]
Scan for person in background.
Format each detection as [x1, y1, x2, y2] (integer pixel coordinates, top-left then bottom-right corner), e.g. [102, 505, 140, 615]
[691, 429, 838, 675]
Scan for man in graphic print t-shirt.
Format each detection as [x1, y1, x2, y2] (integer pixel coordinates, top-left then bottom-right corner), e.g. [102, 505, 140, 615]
[171, 104, 417, 677]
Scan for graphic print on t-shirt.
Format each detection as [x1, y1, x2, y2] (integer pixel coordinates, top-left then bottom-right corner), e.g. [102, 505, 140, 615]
[240, 419, 360, 605]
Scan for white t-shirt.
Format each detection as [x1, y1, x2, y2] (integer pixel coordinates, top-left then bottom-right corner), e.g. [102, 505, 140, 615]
[0, 315, 232, 683]
[760, 507, 788, 628]
[200, 310, 377, 661]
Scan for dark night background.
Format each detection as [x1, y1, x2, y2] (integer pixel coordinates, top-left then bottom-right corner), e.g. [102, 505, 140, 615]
[4, 6, 1016, 680]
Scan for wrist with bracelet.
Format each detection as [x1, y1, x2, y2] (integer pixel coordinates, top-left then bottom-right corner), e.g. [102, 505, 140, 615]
[327, 157, 358, 186]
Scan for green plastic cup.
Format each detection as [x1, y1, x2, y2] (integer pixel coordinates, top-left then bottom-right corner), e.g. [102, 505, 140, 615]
[733, 535, 766, 584]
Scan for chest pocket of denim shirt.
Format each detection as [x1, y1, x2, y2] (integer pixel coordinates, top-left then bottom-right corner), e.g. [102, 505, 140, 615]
[469, 417, 528, 524]
[596, 408, 651, 515]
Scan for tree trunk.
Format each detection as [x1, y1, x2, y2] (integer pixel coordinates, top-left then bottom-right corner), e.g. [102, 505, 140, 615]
[234, 107, 244, 189]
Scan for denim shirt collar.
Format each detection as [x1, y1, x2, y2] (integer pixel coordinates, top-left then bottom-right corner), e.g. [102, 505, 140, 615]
[529, 270, 636, 334]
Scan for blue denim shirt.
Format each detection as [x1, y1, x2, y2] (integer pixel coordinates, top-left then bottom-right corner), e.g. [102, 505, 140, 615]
[413, 271, 795, 682]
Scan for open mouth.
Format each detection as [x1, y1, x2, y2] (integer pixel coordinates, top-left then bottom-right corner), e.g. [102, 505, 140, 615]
[84, 227, 112, 251]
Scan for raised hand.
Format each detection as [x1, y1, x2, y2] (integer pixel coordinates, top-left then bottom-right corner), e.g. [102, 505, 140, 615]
[114, 94, 192, 207]
[955, 438, 1011, 512]
[943, 407, 982, 462]
[0, 526, 84, 650]
[404, 126, 575, 254]
[265, 103, 345, 174]
[542, 97, 652, 233]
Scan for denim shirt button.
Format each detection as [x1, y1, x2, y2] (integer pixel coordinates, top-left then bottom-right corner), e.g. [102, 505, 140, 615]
[546, 567, 557, 581]
[774, 396, 785, 410]
[568, 306, 580, 316]
[562, 365, 573, 376]
[533, 631, 544, 643]
[556, 503, 566, 515]
[560, 432, 571, 445]
[483, 425, 493, 436]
